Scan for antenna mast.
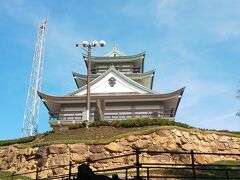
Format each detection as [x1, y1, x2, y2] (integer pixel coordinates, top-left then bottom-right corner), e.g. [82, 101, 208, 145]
[22, 20, 47, 137]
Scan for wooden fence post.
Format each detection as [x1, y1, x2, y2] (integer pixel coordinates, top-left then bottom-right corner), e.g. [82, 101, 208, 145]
[11, 172, 14, 180]
[226, 170, 229, 180]
[35, 167, 39, 180]
[68, 161, 72, 180]
[125, 167, 128, 180]
[135, 148, 141, 179]
[86, 157, 91, 166]
[147, 167, 150, 180]
[190, 149, 196, 180]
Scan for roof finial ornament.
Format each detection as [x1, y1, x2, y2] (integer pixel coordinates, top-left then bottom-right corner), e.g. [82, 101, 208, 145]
[104, 43, 126, 57]
[113, 42, 117, 50]
[113, 42, 117, 57]
[112, 42, 117, 52]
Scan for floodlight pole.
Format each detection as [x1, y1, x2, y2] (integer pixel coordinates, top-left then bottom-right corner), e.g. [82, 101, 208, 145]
[86, 46, 91, 128]
[76, 40, 106, 128]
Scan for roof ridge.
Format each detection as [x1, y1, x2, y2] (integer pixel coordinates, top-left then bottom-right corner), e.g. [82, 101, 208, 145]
[104, 47, 126, 57]
[82, 51, 145, 60]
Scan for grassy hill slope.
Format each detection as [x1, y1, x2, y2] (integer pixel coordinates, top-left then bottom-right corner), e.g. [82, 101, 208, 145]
[0, 118, 239, 148]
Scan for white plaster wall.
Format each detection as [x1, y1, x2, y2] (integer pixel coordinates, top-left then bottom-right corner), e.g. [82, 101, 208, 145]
[75, 72, 147, 96]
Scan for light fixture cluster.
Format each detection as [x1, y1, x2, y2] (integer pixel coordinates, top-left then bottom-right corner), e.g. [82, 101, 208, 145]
[76, 40, 106, 48]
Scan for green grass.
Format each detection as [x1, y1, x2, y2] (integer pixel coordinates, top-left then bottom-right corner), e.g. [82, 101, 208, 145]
[15, 126, 240, 149]
[0, 171, 32, 180]
[90, 160, 240, 179]
[16, 126, 167, 148]
[162, 160, 240, 179]
[0, 118, 239, 148]
[0, 136, 35, 147]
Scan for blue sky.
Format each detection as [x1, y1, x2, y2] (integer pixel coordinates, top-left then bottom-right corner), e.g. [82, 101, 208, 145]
[0, 0, 240, 140]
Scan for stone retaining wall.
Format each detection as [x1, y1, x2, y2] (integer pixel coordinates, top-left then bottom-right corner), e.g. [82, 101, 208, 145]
[0, 128, 239, 178]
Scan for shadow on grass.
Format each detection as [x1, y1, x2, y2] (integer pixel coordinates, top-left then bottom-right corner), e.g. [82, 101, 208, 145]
[162, 160, 240, 179]
[0, 171, 32, 180]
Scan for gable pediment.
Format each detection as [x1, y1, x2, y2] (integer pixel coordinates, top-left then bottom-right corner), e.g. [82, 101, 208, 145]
[68, 67, 156, 96]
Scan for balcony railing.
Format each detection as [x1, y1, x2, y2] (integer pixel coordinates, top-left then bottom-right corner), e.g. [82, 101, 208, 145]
[49, 109, 174, 121]
[49, 111, 83, 121]
[91, 66, 141, 74]
[103, 109, 174, 120]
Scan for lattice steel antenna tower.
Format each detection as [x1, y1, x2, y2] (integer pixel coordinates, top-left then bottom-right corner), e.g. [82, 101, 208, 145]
[22, 20, 47, 137]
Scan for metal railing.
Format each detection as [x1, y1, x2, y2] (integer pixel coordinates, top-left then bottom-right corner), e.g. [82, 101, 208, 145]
[104, 109, 174, 119]
[49, 111, 83, 121]
[49, 109, 174, 121]
[2, 149, 240, 179]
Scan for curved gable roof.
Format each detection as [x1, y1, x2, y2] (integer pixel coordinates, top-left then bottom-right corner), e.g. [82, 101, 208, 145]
[38, 87, 185, 117]
[68, 66, 157, 96]
[83, 52, 145, 73]
[72, 69, 155, 89]
[83, 52, 145, 61]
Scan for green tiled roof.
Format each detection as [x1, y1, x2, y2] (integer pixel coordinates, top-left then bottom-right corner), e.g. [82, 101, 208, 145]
[72, 69, 155, 89]
[68, 66, 157, 96]
[38, 87, 185, 118]
[83, 52, 145, 61]
[83, 52, 145, 73]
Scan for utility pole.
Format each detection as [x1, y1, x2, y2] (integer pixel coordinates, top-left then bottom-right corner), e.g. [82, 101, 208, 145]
[22, 20, 47, 137]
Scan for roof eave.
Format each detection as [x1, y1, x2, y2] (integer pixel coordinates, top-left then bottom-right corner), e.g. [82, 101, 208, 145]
[38, 91, 51, 112]
[142, 53, 145, 73]
[173, 87, 185, 116]
[151, 71, 155, 89]
[72, 72, 80, 89]
[38, 87, 185, 103]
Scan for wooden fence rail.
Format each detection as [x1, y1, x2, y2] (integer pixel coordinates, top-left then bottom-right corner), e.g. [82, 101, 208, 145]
[2, 149, 240, 179]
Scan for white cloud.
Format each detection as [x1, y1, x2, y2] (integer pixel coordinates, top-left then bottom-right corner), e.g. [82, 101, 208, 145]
[154, 0, 180, 29]
[0, 1, 89, 95]
[1, 1, 44, 24]
[159, 69, 230, 109]
[196, 111, 240, 131]
[153, 0, 240, 41]
[157, 0, 169, 9]
[211, 21, 240, 41]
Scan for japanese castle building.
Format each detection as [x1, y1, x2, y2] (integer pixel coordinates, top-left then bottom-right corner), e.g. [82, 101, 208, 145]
[38, 47, 185, 130]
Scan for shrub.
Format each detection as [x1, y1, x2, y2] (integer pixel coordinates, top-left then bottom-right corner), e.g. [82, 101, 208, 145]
[67, 118, 195, 130]
[90, 120, 110, 127]
[69, 123, 82, 130]
[89, 118, 194, 129]
[0, 136, 35, 147]
[68, 121, 88, 130]
[43, 130, 54, 136]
